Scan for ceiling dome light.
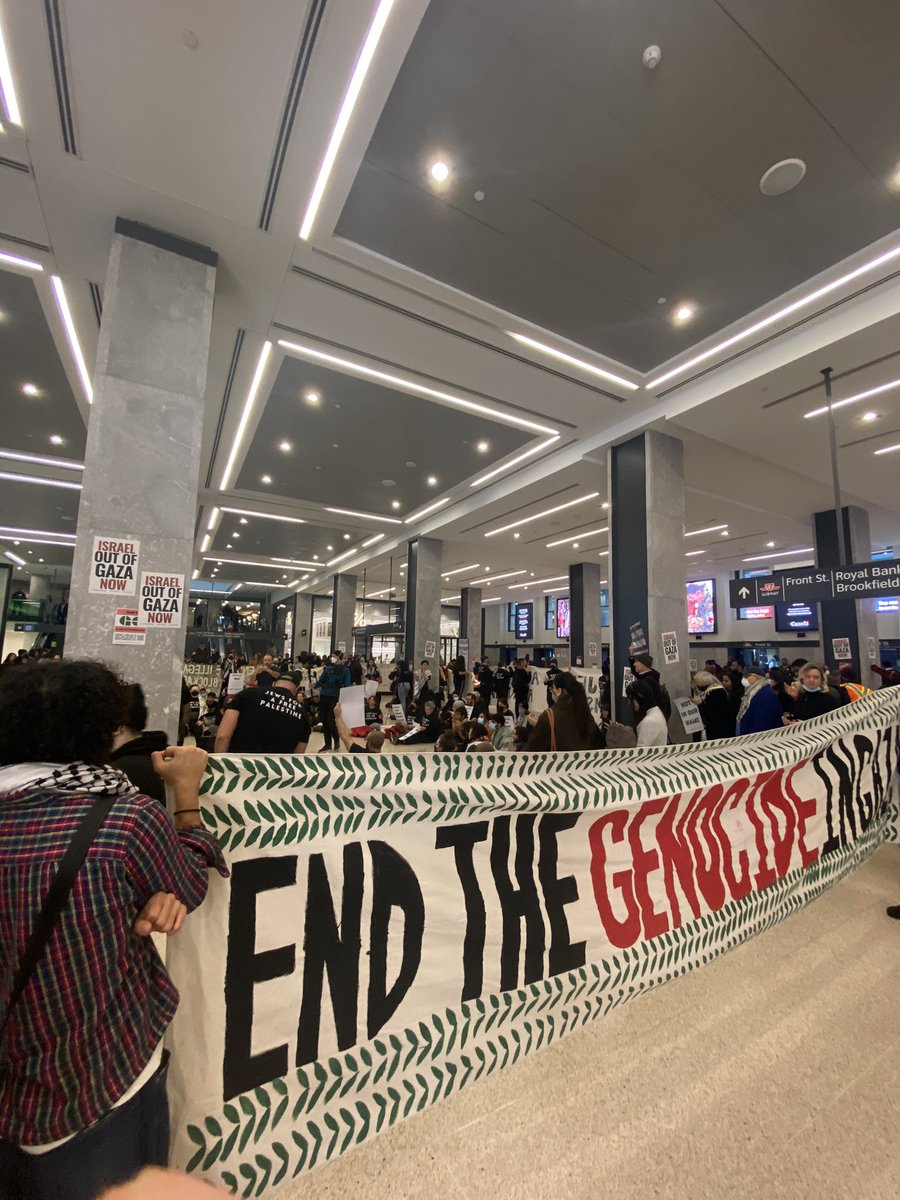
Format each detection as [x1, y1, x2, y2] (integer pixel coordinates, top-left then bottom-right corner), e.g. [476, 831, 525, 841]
[50, 435, 63, 446]
[430, 160, 450, 182]
[759, 158, 806, 197]
[766, 541, 775, 548]
[278, 440, 292, 452]
[343, 533, 351, 540]
[513, 532, 520, 539]
[673, 303, 696, 324]
[260, 474, 272, 485]
[326, 545, 333, 551]
[861, 411, 880, 422]
[476, 440, 490, 453]
[572, 543, 580, 549]
[426, 475, 438, 487]
[391, 500, 401, 510]
[303, 390, 320, 405]
[22, 383, 39, 397]
[239, 518, 248, 525]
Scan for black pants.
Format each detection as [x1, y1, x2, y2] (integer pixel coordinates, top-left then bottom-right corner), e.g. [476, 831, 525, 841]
[319, 695, 339, 749]
[0, 1054, 169, 1200]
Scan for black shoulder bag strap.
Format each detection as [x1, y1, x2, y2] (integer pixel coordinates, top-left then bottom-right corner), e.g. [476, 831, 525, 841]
[0, 793, 118, 1039]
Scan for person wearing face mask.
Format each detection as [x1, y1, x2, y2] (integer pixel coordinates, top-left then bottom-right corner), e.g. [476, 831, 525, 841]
[737, 668, 783, 735]
[690, 671, 734, 741]
[487, 712, 514, 751]
[783, 664, 839, 724]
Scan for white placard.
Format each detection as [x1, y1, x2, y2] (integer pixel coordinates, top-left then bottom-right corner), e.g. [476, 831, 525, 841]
[622, 666, 634, 697]
[89, 535, 140, 595]
[226, 671, 246, 696]
[364, 680, 379, 698]
[390, 703, 406, 723]
[662, 631, 679, 664]
[674, 696, 705, 736]
[338, 685, 366, 730]
[832, 637, 851, 661]
[111, 607, 146, 645]
[139, 572, 186, 629]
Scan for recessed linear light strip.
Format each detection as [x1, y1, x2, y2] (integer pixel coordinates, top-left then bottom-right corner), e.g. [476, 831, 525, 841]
[545, 526, 607, 548]
[648, 242, 900, 390]
[361, 532, 385, 548]
[684, 523, 728, 537]
[0, 525, 76, 539]
[327, 547, 358, 567]
[0, 536, 76, 548]
[206, 506, 221, 533]
[4, 550, 26, 566]
[508, 332, 639, 391]
[481, 596, 501, 603]
[441, 563, 481, 578]
[804, 377, 900, 420]
[743, 547, 815, 563]
[220, 506, 305, 525]
[509, 575, 568, 590]
[470, 436, 561, 489]
[0, 20, 22, 124]
[404, 497, 450, 524]
[875, 442, 900, 456]
[441, 595, 461, 603]
[326, 506, 403, 525]
[466, 570, 527, 585]
[0, 249, 42, 271]
[0, 449, 83, 471]
[485, 492, 600, 538]
[203, 556, 315, 571]
[685, 550, 706, 557]
[0, 470, 81, 491]
[278, 339, 557, 437]
[51, 276, 93, 403]
[219, 341, 272, 491]
[299, 0, 396, 240]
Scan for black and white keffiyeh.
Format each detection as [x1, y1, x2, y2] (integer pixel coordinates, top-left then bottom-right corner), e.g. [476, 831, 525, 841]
[30, 762, 139, 798]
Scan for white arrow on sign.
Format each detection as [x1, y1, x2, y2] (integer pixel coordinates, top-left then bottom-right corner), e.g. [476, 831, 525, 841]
[738, 586, 750, 598]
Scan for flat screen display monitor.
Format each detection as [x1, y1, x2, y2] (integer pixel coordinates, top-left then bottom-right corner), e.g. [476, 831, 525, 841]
[555, 596, 570, 640]
[516, 602, 533, 640]
[775, 601, 819, 632]
[876, 597, 899, 613]
[686, 579, 717, 635]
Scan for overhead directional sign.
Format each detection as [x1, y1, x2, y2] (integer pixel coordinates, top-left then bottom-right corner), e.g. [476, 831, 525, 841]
[728, 559, 900, 608]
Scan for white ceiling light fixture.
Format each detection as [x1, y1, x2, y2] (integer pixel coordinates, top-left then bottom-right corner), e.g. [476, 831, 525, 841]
[649, 242, 900, 390]
[220, 506, 305, 525]
[430, 160, 450, 183]
[4, 550, 26, 566]
[426, 475, 438, 487]
[219, 341, 272, 490]
[21, 382, 39, 397]
[200, 534, 211, 553]
[545, 526, 607, 548]
[484, 492, 600, 538]
[51, 276, 93, 403]
[509, 574, 568, 590]
[278, 440, 292, 452]
[0, 448, 83, 471]
[303, 389, 321, 406]
[476, 440, 490, 453]
[469, 436, 561, 489]
[0, 525, 75, 539]
[328, 548, 357, 566]
[49, 435, 63, 446]
[0, 536, 75, 548]
[743, 547, 815, 562]
[278, 339, 557, 436]
[467, 570, 527, 585]
[206, 506, 221, 533]
[759, 157, 806, 197]
[0, 249, 42, 272]
[874, 442, 900, 456]
[508, 332, 639, 391]
[685, 549, 706, 557]
[441, 563, 481, 578]
[481, 596, 501, 603]
[442, 594, 461, 603]
[804, 376, 900, 419]
[672, 303, 696, 324]
[326, 506, 403, 525]
[766, 541, 776, 548]
[0, 22, 21, 125]
[260, 474, 272, 485]
[299, 0, 398, 240]
[860, 412, 880, 423]
[404, 497, 450, 524]
[684, 523, 728, 537]
[0, 470, 81, 491]
[361, 532, 385, 548]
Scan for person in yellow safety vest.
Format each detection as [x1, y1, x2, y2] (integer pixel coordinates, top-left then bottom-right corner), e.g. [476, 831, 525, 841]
[838, 665, 873, 703]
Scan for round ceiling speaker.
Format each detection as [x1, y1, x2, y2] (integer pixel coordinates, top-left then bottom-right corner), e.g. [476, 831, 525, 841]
[759, 158, 806, 196]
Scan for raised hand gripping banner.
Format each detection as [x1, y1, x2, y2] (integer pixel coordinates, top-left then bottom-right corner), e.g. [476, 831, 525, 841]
[166, 692, 900, 1195]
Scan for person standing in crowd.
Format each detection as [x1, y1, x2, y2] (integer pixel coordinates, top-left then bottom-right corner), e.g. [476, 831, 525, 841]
[629, 651, 671, 721]
[838, 665, 873, 703]
[391, 660, 413, 718]
[690, 671, 734, 740]
[252, 653, 279, 693]
[766, 667, 797, 716]
[333, 704, 386, 754]
[214, 673, 310, 754]
[737, 668, 783, 734]
[348, 656, 364, 686]
[528, 671, 599, 750]
[477, 658, 494, 709]
[108, 684, 168, 803]
[626, 679, 669, 747]
[493, 660, 511, 708]
[544, 658, 560, 708]
[783, 663, 839, 724]
[315, 655, 350, 752]
[870, 661, 899, 688]
[0, 661, 226, 1198]
[511, 658, 530, 717]
[452, 655, 467, 700]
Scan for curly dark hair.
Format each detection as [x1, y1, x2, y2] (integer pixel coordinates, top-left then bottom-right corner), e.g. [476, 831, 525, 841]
[0, 659, 126, 766]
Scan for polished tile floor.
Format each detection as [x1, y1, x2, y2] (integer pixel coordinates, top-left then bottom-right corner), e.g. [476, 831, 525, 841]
[276, 843, 900, 1200]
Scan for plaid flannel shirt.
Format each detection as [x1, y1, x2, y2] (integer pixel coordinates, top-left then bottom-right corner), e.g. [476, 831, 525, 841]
[0, 781, 227, 1145]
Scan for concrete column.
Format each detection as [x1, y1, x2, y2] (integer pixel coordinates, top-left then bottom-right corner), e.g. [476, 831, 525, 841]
[813, 505, 879, 675]
[608, 430, 690, 735]
[67, 219, 216, 735]
[569, 562, 603, 668]
[331, 574, 357, 655]
[459, 586, 482, 684]
[405, 537, 442, 682]
[294, 593, 314, 656]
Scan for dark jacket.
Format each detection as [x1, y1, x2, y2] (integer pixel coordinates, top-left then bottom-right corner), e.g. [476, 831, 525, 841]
[698, 686, 734, 740]
[631, 665, 669, 717]
[738, 685, 783, 735]
[792, 689, 839, 721]
[109, 730, 168, 803]
[527, 696, 597, 751]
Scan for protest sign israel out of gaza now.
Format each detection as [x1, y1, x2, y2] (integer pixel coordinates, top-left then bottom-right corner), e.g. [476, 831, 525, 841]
[165, 691, 900, 1196]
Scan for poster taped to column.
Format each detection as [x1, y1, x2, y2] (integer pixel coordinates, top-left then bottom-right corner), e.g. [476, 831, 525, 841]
[166, 692, 900, 1195]
[662, 631, 679, 664]
[139, 572, 186, 628]
[112, 608, 145, 645]
[89, 535, 140, 595]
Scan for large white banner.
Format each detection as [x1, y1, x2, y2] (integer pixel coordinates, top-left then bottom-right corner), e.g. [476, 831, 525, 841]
[166, 692, 900, 1195]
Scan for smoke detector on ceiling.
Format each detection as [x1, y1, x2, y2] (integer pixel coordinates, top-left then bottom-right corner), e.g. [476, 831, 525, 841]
[759, 158, 806, 196]
[642, 45, 662, 69]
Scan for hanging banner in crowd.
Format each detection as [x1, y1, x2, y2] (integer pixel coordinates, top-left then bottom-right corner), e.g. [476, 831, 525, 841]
[570, 666, 606, 723]
[183, 664, 224, 692]
[139, 571, 186, 628]
[89, 535, 140, 595]
[112, 607, 146, 645]
[662, 631, 679, 664]
[166, 692, 900, 1195]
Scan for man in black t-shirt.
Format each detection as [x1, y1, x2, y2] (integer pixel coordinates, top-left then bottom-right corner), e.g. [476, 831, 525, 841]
[214, 674, 310, 754]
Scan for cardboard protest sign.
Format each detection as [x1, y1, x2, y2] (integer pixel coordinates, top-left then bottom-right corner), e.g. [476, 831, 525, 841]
[674, 696, 705, 736]
[139, 572, 186, 628]
[165, 691, 900, 1196]
[89, 536, 139, 595]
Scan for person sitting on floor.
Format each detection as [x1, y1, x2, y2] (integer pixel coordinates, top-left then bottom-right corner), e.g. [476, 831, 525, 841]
[334, 703, 386, 754]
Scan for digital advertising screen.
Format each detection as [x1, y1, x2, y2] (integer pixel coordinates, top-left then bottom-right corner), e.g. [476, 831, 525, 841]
[516, 602, 533, 640]
[775, 601, 819, 632]
[686, 579, 717, 635]
[876, 597, 899, 613]
[556, 595, 570, 640]
[740, 606, 774, 621]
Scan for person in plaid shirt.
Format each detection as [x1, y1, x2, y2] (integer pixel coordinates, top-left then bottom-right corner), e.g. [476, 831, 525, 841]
[0, 660, 227, 1200]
